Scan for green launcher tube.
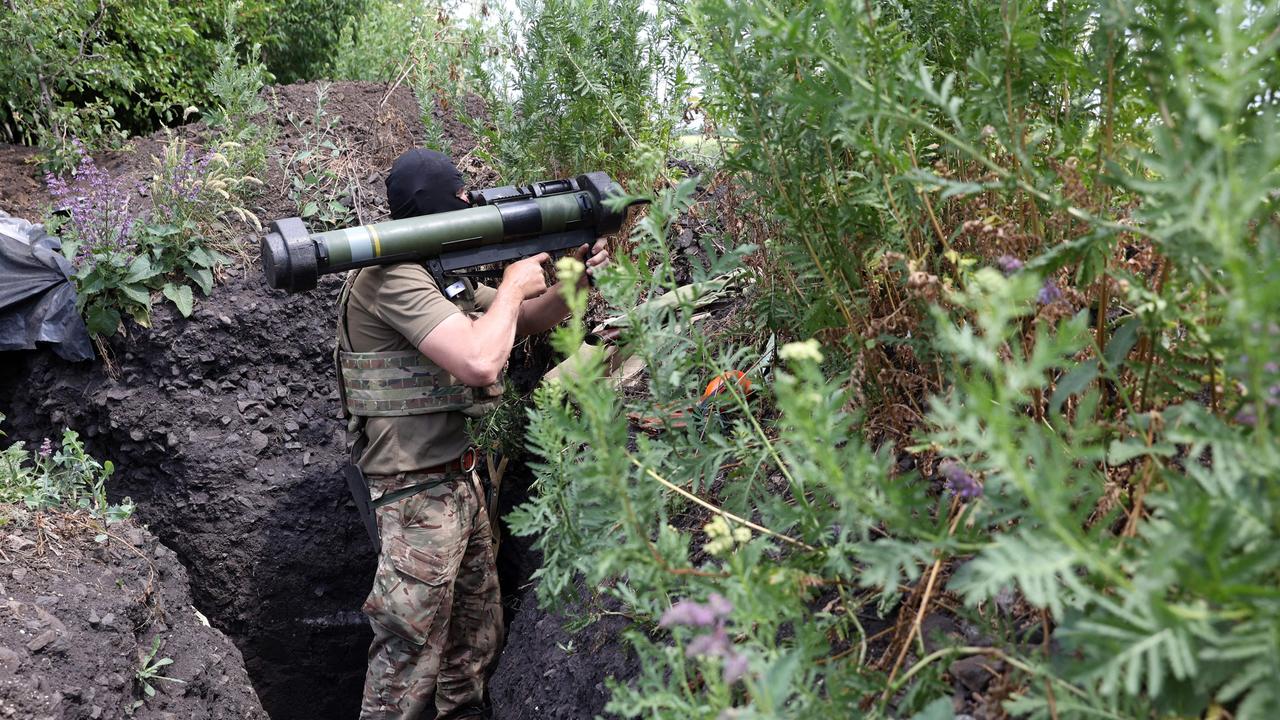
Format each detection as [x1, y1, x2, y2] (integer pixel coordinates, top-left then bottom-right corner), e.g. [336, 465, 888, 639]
[261, 171, 635, 293]
[319, 192, 587, 270]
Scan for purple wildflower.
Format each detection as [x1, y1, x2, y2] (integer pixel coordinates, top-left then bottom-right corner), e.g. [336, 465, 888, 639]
[1265, 362, 1279, 375]
[45, 142, 138, 268]
[38, 438, 54, 458]
[152, 144, 219, 224]
[660, 600, 718, 629]
[995, 255, 1023, 275]
[1234, 409, 1258, 427]
[686, 625, 731, 658]
[682, 625, 750, 685]
[940, 460, 982, 499]
[662, 595, 750, 684]
[1037, 280, 1063, 305]
[660, 593, 733, 629]
[706, 593, 732, 618]
[722, 652, 750, 683]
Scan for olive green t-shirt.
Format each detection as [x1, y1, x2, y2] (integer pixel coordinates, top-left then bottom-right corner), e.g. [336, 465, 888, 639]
[343, 263, 497, 475]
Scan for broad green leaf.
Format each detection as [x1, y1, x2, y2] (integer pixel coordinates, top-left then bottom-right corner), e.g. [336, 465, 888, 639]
[124, 254, 155, 284]
[85, 305, 121, 336]
[127, 303, 152, 328]
[1050, 358, 1099, 415]
[79, 271, 108, 296]
[119, 284, 151, 306]
[187, 246, 214, 267]
[146, 223, 180, 238]
[910, 697, 954, 720]
[301, 201, 319, 218]
[162, 283, 194, 317]
[187, 266, 214, 295]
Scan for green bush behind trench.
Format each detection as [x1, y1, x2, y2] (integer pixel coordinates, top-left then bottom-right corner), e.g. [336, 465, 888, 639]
[0, 0, 363, 149]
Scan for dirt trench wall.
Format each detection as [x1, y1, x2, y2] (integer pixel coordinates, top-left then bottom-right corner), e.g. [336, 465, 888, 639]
[1, 271, 374, 719]
[1, 512, 266, 718]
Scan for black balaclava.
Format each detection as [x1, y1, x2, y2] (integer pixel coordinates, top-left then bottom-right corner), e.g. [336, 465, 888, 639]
[385, 148, 468, 219]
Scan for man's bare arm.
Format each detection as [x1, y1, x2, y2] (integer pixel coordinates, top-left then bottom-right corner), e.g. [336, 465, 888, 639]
[418, 253, 550, 386]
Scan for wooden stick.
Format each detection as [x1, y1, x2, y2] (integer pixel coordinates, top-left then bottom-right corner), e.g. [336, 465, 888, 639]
[882, 499, 965, 697]
[628, 456, 816, 551]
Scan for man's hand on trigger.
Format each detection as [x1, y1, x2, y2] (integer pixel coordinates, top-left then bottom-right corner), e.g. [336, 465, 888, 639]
[502, 252, 551, 300]
[573, 238, 611, 287]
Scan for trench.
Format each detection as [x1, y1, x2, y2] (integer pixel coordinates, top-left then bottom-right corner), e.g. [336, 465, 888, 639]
[0, 267, 555, 719]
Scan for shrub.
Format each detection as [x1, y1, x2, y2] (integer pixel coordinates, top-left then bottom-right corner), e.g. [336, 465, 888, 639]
[46, 136, 257, 335]
[478, 0, 689, 187]
[207, 0, 277, 183]
[0, 0, 354, 167]
[254, 0, 367, 83]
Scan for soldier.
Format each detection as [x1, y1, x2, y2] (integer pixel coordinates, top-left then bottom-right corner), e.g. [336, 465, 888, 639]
[337, 148, 609, 719]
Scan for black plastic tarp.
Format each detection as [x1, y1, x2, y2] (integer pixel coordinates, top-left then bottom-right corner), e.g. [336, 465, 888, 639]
[0, 211, 93, 362]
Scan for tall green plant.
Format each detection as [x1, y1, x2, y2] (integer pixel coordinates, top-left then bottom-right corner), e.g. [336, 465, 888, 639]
[512, 0, 1280, 717]
[207, 0, 277, 183]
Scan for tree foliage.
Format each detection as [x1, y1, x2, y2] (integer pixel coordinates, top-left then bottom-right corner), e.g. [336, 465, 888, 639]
[0, 0, 359, 157]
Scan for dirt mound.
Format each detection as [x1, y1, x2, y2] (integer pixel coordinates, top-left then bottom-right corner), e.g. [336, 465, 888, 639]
[0, 144, 45, 220]
[0, 509, 264, 718]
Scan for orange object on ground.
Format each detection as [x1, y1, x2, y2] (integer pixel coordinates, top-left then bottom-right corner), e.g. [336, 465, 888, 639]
[701, 370, 752, 403]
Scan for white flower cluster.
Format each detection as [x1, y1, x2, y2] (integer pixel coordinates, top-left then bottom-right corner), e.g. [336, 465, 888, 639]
[779, 338, 824, 364]
[703, 516, 752, 556]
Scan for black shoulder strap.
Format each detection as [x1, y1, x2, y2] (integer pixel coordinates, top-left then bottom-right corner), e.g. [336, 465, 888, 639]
[334, 270, 367, 464]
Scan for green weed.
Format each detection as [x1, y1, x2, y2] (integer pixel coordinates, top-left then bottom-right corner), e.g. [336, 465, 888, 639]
[506, 0, 1280, 717]
[207, 0, 277, 185]
[281, 84, 359, 231]
[0, 414, 133, 523]
[132, 636, 185, 707]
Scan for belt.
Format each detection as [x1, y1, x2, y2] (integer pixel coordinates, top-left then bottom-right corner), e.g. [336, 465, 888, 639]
[419, 447, 478, 475]
[369, 448, 478, 508]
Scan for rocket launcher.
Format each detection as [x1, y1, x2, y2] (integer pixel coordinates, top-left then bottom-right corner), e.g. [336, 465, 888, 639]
[261, 171, 643, 293]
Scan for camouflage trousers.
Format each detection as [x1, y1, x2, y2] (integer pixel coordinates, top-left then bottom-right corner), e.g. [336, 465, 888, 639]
[360, 470, 503, 720]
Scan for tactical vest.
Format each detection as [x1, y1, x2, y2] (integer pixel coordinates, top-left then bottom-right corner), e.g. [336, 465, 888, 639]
[335, 269, 503, 431]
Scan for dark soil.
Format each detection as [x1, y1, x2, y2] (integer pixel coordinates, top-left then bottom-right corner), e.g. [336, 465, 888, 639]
[490, 586, 639, 720]
[0, 79, 641, 720]
[0, 509, 265, 718]
[0, 144, 46, 220]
